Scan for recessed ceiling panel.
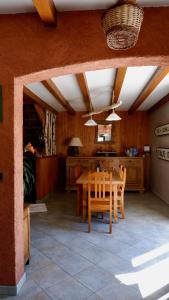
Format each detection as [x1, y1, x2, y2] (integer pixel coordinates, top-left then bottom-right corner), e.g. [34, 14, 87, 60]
[0, 0, 35, 14]
[139, 72, 169, 110]
[52, 74, 86, 111]
[138, 0, 169, 6]
[118, 66, 158, 111]
[53, 0, 117, 11]
[26, 82, 66, 112]
[85, 68, 116, 111]
[1, 0, 169, 14]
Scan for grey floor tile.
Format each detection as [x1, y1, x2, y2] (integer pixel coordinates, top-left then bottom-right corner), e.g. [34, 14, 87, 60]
[30, 264, 70, 289]
[56, 253, 93, 275]
[26, 252, 53, 274]
[74, 265, 114, 292]
[32, 236, 60, 251]
[96, 279, 142, 300]
[42, 244, 76, 264]
[63, 236, 95, 251]
[21, 190, 169, 300]
[46, 277, 93, 300]
[86, 294, 102, 300]
[74, 245, 118, 264]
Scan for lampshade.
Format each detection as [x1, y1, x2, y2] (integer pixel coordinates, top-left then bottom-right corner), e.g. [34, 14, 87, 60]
[106, 109, 121, 121]
[84, 117, 97, 126]
[69, 137, 83, 147]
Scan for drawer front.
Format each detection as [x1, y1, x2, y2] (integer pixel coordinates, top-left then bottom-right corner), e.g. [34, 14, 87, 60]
[120, 158, 143, 168]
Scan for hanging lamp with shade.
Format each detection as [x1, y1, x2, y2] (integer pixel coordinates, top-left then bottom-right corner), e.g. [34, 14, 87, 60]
[106, 109, 121, 121]
[84, 116, 97, 126]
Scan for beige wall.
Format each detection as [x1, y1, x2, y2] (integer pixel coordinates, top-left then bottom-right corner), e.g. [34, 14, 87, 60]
[150, 102, 169, 203]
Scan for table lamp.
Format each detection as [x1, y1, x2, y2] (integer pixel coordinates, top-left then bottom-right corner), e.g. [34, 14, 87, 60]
[68, 137, 83, 156]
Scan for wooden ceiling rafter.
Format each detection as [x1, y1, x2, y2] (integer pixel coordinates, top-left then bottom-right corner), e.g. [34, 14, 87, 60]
[119, 0, 137, 4]
[129, 66, 169, 113]
[42, 79, 76, 115]
[23, 86, 58, 114]
[32, 0, 57, 26]
[76, 73, 93, 112]
[113, 67, 127, 104]
[148, 93, 169, 114]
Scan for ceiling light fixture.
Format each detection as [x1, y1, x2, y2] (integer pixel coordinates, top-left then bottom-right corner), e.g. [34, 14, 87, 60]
[102, 3, 144, 50]
[84, 116, 97, 126]
[106, 109, 121, 121]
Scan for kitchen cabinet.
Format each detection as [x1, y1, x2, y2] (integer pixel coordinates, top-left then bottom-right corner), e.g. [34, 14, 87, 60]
[66, 156, 144, 192]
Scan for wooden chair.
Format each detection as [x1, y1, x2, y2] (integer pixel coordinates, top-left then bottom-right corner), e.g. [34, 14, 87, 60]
[87, 172, 113, 233]
[115, 166, 126, 219]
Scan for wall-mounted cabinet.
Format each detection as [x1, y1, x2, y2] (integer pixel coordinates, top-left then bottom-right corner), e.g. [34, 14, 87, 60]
[66, 156, 144, 192]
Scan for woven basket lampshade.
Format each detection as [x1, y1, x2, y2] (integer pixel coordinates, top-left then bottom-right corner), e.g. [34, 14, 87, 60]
[102, 4, 144, 50]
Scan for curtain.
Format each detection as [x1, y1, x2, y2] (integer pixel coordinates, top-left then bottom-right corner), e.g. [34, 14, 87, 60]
[44, 110, 56, 156]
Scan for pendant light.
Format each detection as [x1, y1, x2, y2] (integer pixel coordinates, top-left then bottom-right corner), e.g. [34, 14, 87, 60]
[106, 109, 121, 121]
[84, 116, 97, 126]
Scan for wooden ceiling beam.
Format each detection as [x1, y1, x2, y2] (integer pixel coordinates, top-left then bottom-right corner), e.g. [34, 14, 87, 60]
[42, 79, 76, 115]
[32, 0, 57, 26]
[113, 67, 127, 103]
[129, 66, 169, 113]
[148, 94, 169, 114]
[119, 0, 137, 4]
[76, 73, 93, 112]
[23, 86, 58, 114]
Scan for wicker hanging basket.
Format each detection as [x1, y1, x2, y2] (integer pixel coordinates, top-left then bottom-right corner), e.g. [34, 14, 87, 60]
[102, 4, 144, 50]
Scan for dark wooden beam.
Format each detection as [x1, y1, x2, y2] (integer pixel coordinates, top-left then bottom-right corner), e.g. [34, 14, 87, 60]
[32, 0, 57, 26]
[129, 66, 169, 113]
[23, 86, 57, 114]
[120, 0, 137, 4]
[76, 73, 93, 112]
[148, 94, 169, 114]
[42, 79, 76, 115]
[113, 67, 127, 103]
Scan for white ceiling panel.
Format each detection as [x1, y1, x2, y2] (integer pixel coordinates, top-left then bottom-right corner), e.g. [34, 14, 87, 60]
[0, 0, 169, 14]
[139, 0, 169, 6]
[139, 72, 169, 110]
[0, 0, 35, 14]
[26, 82, 66, 112]
[118, 66, 158, 111]
[52, 74, 86, 111]
[85, 68, 116, 111]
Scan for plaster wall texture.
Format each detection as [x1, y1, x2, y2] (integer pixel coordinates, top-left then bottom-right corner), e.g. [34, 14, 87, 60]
[150, 102, 169, 204]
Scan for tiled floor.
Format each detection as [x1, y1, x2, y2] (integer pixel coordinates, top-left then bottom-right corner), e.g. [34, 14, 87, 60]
[1, 191, 169, 300]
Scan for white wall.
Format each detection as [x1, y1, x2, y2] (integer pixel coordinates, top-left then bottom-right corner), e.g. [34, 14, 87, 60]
[150, 102, 169, 204]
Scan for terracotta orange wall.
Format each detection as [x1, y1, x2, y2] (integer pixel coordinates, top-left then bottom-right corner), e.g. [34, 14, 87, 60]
[0, 7, 169, 289]
[150, 102, 169, 203]
[56, 111, 149, 156]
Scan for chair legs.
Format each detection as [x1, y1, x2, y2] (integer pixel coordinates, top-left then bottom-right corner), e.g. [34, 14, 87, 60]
[120, 198, 125, 219]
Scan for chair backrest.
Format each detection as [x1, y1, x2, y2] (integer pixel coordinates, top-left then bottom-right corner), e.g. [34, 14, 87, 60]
[88, 172, 112, 212]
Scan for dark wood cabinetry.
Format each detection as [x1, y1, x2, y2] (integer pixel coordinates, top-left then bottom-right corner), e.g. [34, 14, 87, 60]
[66, 156, 144, 192]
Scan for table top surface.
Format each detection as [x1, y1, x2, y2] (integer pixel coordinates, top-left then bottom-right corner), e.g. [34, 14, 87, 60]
[76, 171, 123, 185]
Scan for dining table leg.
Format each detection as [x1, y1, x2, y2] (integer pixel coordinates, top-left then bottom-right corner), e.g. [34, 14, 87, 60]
[113, 184, 118, 222]
[82, 183, 87, 222]
[76, 184, 81, 216]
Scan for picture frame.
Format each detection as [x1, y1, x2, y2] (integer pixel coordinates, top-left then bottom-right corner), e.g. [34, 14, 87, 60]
[95, 121, 114, 144]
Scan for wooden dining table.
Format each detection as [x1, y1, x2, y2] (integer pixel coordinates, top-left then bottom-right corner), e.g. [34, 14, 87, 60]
[76, 171, 123, 222]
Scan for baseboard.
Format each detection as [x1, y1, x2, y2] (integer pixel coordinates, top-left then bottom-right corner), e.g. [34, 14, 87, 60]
[0, 272, 26, 296]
